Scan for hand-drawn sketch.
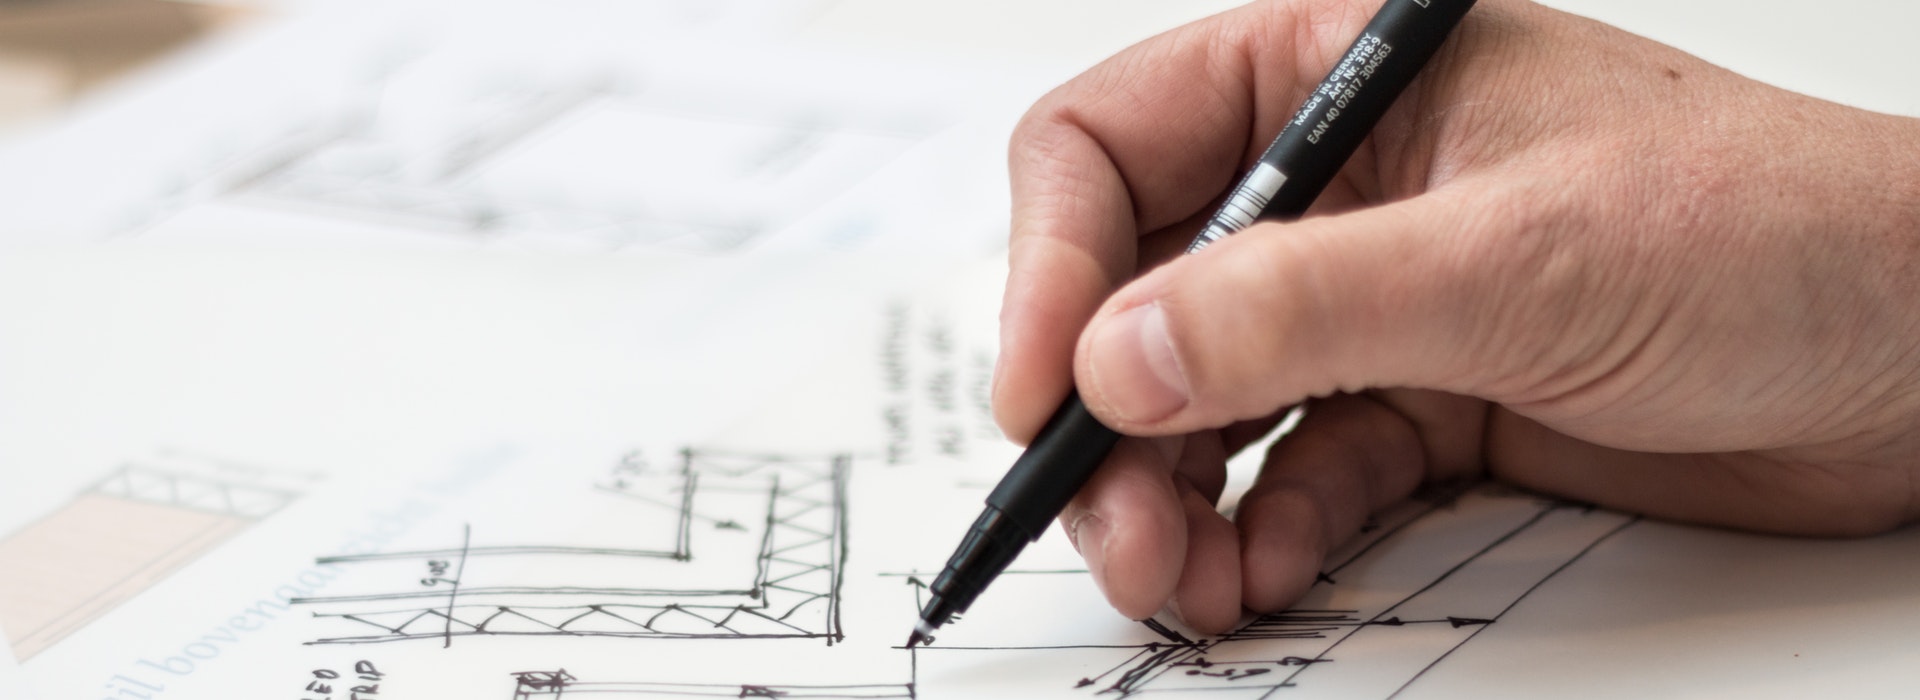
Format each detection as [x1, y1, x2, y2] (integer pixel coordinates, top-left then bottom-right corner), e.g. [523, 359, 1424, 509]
[294, 449, 849, 647]
[903, 485, 1641, 699]
[0, 451, 309, 660]
[507, 669, 915, 700]
[500, 483, 1639, 700]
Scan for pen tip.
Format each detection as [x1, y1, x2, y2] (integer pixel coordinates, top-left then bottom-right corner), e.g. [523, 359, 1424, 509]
[906, 620, 936, 648]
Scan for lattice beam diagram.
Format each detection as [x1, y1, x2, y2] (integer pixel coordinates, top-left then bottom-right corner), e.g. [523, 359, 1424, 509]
[297, 449, 849, 646]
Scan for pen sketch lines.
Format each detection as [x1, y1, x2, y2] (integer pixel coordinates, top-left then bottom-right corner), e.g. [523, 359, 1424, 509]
[441, 523, 472, 648]
[1385, 513, 1641, 700]
[508, 669, 915, 700]
[900, 485, 1641, 699]
[295, 449, 849, 646]
[518, 485, 1636, 700]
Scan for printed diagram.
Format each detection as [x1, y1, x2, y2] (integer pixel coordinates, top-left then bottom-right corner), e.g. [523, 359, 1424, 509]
[294, 449, 848, 646]
[0, 451, 308, 661]
[183, 60, 930, 252]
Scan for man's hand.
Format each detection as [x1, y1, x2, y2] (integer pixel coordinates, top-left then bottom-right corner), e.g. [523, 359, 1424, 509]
[993, 0, 1920, 634]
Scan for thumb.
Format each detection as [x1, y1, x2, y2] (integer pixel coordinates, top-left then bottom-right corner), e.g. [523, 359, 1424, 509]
[1073, 185, 1580, 435]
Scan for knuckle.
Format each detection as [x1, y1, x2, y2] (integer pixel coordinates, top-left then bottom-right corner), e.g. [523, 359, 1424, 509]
[1235, 485, 1325, 611]
[1445, 177, 1609, 400]
[1239, 483, 1329, 556]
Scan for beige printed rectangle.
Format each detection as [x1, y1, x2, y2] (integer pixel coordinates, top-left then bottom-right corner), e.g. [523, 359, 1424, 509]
[0, 494, 250, 660]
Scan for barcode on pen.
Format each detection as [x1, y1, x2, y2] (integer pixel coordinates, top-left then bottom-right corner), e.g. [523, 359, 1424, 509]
[1187, 163, 1287, 254]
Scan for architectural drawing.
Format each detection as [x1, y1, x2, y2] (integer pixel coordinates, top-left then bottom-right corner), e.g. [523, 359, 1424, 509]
[905, 485, 1641, 699]
[508, 669, 915, 700]
[295, 449, 849, 646]
[503, 483, 1640, 699]
[0, 451, 306, 660]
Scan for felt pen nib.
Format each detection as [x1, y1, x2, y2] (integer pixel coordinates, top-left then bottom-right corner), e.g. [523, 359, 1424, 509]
[905, 621, 936, 648]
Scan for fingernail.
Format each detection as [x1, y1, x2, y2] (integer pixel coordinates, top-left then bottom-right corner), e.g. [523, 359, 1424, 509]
[1070, 512, 1113, 597]
[1089, 303, 1189, 423]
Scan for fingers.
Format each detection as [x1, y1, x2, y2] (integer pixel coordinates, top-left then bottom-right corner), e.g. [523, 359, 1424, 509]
[1060, 436, 1188, 620]
[1064, 390, 1487, 626]
[1058, 428, 1252, 629]
[1486, 409, 1915, 537]
[1367, 388, 1489, 480]
[1171, 476, 1242, 634]
[1074, 187, 1543, 436]
[994, 1, 1376, 443]
[1236, 393, 1428, 612]
[1165, 426, 1247, 634]
[1220, 412, 1294, 460]
[1011, 1, 1358, 240]
[996, 223, 1130, 445]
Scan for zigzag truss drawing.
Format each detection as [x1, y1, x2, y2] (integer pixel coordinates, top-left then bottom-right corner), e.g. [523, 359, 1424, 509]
[293, 449, 849, 647]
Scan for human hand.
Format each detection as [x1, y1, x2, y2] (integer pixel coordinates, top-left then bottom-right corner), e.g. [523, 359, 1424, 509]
[993, 0, 1920, 634]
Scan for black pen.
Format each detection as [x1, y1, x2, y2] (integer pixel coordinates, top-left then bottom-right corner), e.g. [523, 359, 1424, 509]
[909, 0, 1478, 648]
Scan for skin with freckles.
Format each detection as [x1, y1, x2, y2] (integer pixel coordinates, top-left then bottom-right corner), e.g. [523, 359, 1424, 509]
[993, 0, 1920, 634]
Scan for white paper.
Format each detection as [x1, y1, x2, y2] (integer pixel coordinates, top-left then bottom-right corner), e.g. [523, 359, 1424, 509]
[6, 1, 1920, 698]
[6, 250, 1920, 700]
[0, 0, 1046, 258]
[0, 641, 20, 699]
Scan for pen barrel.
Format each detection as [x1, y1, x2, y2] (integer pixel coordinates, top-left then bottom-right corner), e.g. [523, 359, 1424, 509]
[1191, 0, 1476, 252]
[1265, 0, 1476, 214]
[984, 392, 1121, 538]
[922, 506, 1031, 625]
[917, 394, 1118, 630]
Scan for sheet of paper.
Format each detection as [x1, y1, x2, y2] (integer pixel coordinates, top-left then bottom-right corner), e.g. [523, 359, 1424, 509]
[5, 250, 1920, 700]
[0, 641, 20, 698]
[0, 0, 1050, 258]
[6, 1, 1920, 699]
[0, 244, 951, 696]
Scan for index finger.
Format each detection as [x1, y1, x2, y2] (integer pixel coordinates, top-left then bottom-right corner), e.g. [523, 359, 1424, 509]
[995, 0, 1375, 442]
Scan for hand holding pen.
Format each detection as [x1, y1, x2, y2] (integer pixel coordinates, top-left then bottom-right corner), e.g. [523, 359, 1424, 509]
[989, 0, 1920, 635]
